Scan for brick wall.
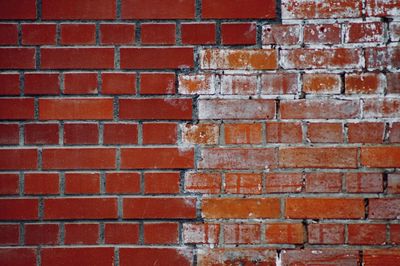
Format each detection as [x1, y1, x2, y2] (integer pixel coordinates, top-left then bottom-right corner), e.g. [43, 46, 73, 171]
[0, 0, 399, 265]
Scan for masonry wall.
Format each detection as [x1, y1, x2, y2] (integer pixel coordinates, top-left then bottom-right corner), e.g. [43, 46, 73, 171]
[0, 0, 399, 265]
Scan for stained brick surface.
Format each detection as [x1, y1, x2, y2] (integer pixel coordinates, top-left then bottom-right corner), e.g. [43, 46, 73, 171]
[0, 0, 399, 264]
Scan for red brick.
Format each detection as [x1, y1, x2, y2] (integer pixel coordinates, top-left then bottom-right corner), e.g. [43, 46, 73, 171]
[144, 223, 179, 244]
[387, 73, 400, 94]
[279, 147, 358, 169]
[261, 73, 299, 94]
[361, 147, 400, 168]
[366, 0, 400, 17]
[21, 23, 56, 45]
[25, 123, 59, 145]
[0, 73, 19, 95]
[348, 122, 384, 143]
[119, 98, 192, 120]
[181, 23, 216, 45]
[0, 98, 34, 120]
[202, 0, 276, 19]
[119, 248, 192, 266]
[42, 148, 115, 170]
[120, 47, 194, 69]
[348, 224, 386, 245]
[363, 249, 400, 266]
[24, 173, 59, 195]
[201, 49, 277, 70]
[281, 249, 360, 265]
[346, 22, 384, 43]
[225, 173, 262, 194]
[179, 74, 216, 95]
[25, 223, 59, 245]
[0, 24, 18, 45]
[65, 172, 100, 194]
[60, 24, 96, 45]
[144, 172, 180, 194]
[123, 197, 196, 219]
[44, 198, 117, 220]
[0, 48, 35, 69]
[265, 223, 304, 244]
[281, 99, 360, 119]
[102, 72, 136, 95]
[0, 149, 37, 170]
[365, 47, 400, 68]
[0, 224, 19, 245]
[304, 24, 341, 44]
[142, 123, 177, 144]
[266, 173, 303, 193]
[389, 122, 400, 143]
[303, 73, 341, 94]
[369, 198, 400, 219]
[281, 48, 362, 69]
[390, 225, 400, 244]
[285, 198, 364, 219]
[202, 198, 280, 219]
[305, 173, 342, 193]
[197, 248, 275, 266]
[121, 0, 195, 19]
[100, 23, 135, 45]
[24, 73, 59, 95]
[41, 247, 114, 266]
[121, 148, 193, 169]
[388, 174, 400, 194]
[106, 172, 140, 194]
[0, 199, 38, 220]
[282, 0, 362, 19]
[183, 223, 220, 244]
[225, 123, 262, 144]
[308, 224, 345, 244]
[41, 48, 114, 69]
[104, 223, 139, 244]
[0, 0, 36, 19]
[307, 123, 343, 143]
[64, 72, 98, 95]
[141, 23, 176, 45]
[0, 248, 36, 266]
[182, 123, 219, 145]
[222, 23, 256, 45]
[198, 99, 275, 120]
[64, 223, 99, 245]
[39, 98, 113, 120]
[363, 98, 400, 118]
[0, 124, 19, 145]
[266, 122, 302, 143]
[345, 73, 385, 94]
[0, 173, 19, 195]
[103, 123, 138, 145]
[42, 0, 116, 20]
[140, 73, 176, 95]
[223, 224, 261, 244]
[199, 148, 277, 170]
[64, 123, 98, 145]
[184, 172, 221, 194]
[223, 75, 258, 95]
[263, 24, 301, 45]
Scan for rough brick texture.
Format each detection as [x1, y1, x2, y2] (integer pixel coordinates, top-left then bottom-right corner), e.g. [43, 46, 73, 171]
[0, 0, 399, 265]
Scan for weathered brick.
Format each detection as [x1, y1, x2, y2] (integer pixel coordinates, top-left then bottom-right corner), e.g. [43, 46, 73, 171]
[199, 148, 277, 170]
[198, 99, 275, 120]
[279, 147, 358, 168]
[285, 198, 364, 219]
[200, 49, 278, 70]
[202, 198, 280, 219]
